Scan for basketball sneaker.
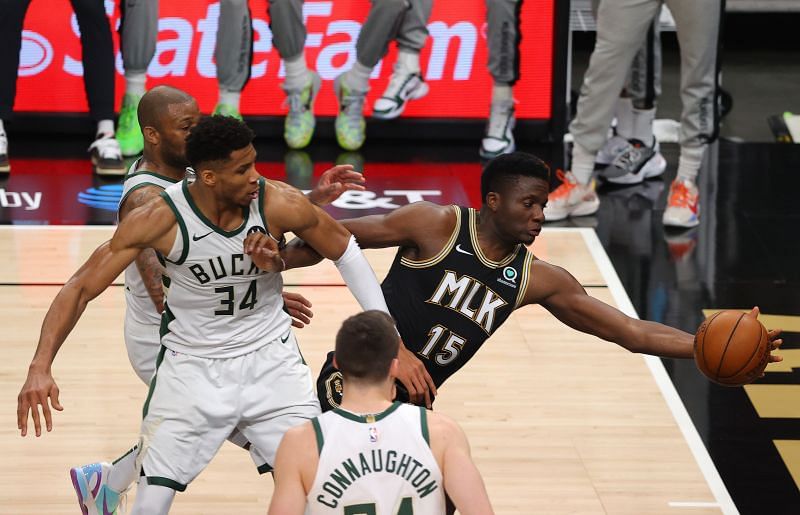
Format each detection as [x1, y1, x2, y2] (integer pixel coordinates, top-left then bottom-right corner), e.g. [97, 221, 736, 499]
[70, 462, 124, 515]
[0, 132, 9, 174]
[543, 170, 600, 222]
[89, 135, 125, 176]
[662, 178, 700, 228]
[282, 71, 321, 149]
[479, 99, 515, 159]
[372, 65, 429, 119]
[595, 135, 629, 167]
[334, 75, 367, 151]
[602, 139, 667, 185]
[600, 138, 660, 180]
[117, 93, 144, 157]
[213, 102, 243, 120]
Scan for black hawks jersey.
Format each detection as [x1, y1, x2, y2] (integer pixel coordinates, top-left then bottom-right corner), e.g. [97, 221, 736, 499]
[382, 205, 533, 388]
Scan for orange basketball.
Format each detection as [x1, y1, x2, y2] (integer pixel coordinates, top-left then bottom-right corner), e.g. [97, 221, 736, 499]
[694, 310, 770, 386]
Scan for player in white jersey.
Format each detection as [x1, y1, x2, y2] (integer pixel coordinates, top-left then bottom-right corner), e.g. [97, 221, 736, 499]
[63, 86, 367, 514]
[17, 114, 392, 514]
[269, 311, 494, 515]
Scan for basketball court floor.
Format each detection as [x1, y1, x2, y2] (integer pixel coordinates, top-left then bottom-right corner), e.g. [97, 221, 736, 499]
[0, 136, 798, 514]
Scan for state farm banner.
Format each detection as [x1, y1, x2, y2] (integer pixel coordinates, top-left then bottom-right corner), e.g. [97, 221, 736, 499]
[16, 0, 554, 119]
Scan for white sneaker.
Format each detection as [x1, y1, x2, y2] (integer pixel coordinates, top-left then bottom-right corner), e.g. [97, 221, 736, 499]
[70, 462, 125, 514]
[0, 132, 9, 173]
[543, 170, 600, 222]
[89, 135, 125, 176]
[595, 135, 629, 166]
[662, 178, 700, 228]
[480, 99, 515, 159]
[372, 66, 429, 120]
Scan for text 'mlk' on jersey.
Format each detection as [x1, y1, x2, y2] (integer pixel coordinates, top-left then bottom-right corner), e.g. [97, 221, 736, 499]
[308, 402, 445, 515]
[120, 161, 181, 326]
[382, 206, 533, 387]
[158, 177, 291, 358]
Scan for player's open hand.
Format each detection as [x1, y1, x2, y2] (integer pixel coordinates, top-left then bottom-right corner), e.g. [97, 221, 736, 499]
[17, 368, 63, 437]
[396, 342, 438, 409]
[282, 291, 313, 328]
[244, 231, 284, 273]
[307, 164, 366, 206]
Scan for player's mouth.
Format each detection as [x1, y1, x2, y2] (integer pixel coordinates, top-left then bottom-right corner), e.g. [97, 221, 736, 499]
[249, 189, 259, 200]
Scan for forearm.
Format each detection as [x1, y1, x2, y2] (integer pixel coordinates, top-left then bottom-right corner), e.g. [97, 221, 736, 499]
[282, 238, 325, 271]
[30, 281, 90, 371]
[135, 248, 165, 313]
[631, 320, 694, 359]
[335, 235, 390, 313]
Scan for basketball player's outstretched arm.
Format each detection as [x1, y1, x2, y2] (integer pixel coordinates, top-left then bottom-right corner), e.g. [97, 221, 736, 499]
[16, 198, 178, 437]
[523, 260, 784, 362]
[430, 412, 495, 515]
[268, 423, 318, 515]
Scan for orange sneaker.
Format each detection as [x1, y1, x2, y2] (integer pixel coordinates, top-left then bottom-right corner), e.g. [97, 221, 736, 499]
[543, 170, 599, 222]
[662, 178, 700, 228]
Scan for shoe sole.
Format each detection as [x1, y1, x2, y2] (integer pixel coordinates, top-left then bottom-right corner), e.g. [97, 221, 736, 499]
[663, 216, 700, 229]
[372, 82, 430, 120]
[606, 153, 667, 185]
[479, 140, 516, 160]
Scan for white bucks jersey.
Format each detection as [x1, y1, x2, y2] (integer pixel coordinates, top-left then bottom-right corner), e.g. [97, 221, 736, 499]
[308, 403, 445, 515]
[120, 163, 181, 325]
[158, 178, 290, 357]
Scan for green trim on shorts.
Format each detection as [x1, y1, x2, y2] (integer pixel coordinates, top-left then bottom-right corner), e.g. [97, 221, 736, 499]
[419, 406, 430, 447]
[112, 445, 137, 465]
[257, 463, 273, 475]
[311, 417, 324, 455]
[142, 345, 167, 419]
[146, 476, 187, 492]
[159, 191, 189, 265]
[159, 303, 175, 339]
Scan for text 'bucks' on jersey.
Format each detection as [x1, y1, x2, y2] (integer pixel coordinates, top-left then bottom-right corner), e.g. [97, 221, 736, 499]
[308, 402, 445, 515]
[158, 177, 291, 358]
[382, 206, 533, 387]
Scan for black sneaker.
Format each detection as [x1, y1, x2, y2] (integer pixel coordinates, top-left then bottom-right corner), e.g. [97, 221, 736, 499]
[89, 134, 125, 175]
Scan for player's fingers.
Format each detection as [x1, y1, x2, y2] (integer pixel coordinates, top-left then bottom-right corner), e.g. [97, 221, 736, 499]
[768, 328, 782, 341]
[50, 385, 63, 411]
[41, 394, 53, 433]
[283, 291, 312, 308]
[402, 377, 420, 405]
[288, 309, 311, 326]
[423, 371, 437, 398]
[749, 306, 760, 318]
[290, 318, 305, 329]
[423, 388, 432, 410]
[30, 399, 42, 437]
[770, 338, 783, 350]
[343, 183, 366, 192]
[16, 398, 29, 436]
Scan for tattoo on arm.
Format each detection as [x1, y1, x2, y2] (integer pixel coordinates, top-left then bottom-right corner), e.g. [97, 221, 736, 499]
[135, 248, 165, 314]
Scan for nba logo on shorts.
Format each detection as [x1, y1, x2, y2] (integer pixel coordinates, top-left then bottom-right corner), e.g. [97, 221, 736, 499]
[369, 426, 379, 443]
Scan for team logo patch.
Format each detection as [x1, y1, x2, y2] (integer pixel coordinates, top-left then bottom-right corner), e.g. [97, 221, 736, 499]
[247, 225, 267, 236]
[325, 372, 344, 409]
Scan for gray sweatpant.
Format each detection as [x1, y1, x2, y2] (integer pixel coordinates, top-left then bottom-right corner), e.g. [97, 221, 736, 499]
[571, 0, 720, 154]
[120, 0, 253, 92]
[355, 0, 433, 68]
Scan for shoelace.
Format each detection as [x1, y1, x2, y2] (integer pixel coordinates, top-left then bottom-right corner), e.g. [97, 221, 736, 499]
[284, 91, 307, 116]
[551, 169, 577, 199]
[668, 181, 696, 209]
[486, 101, 514, 139]
[384, 68, 416, 97]
[341, 92, 366, 124]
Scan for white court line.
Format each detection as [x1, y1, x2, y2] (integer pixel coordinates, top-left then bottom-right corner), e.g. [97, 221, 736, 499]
[578, 227, 737, 515]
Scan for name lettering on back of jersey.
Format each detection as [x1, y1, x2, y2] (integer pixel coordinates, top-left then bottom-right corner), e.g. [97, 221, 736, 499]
[315, 449, 438, 508]
[188, 253, 263, 284]
[426, 270, 508, 334]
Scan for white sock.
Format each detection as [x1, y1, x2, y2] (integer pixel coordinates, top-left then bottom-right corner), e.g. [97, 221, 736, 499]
[125, 72, 147, 97]
[676, 145, 705, 183]
[130, 478, 176, 515]
[0, 119, 5, 135]
[492, 83, 513, 103]
[108, 445, 139, 493]
[571, 143, 595, 185]
[218, 89, 241, 109]
[96, 120, 115, 138]
[284, 52, 310, 91]
[343, 61, 372, 92]
[614, 97, 634, 140]
[396, 49, 421, 74]
[631, 107, 656, 146]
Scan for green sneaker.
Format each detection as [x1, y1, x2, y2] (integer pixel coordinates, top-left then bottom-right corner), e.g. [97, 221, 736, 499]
[334, 75, 367, 151]
[282, 71, 321, 149]
[213, 102, 243, 120]
[117, 93, 143, 157]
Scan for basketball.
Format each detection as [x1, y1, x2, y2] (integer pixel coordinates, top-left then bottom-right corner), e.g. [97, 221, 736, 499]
[694, 310, 770, 386]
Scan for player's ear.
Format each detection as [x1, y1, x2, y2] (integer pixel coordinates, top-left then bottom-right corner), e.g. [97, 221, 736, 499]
[486, 191, 500, 212]
[142, 126, 159, 145]
[388, 358, 400, 379]
[199, 168, 217, 186]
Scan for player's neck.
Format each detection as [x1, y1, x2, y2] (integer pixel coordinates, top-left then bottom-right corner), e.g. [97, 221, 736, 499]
[339, 381, 394, 415]
[139, 152, 186, 181]
[475, 207, 516, 259]
[186, 182, 245, 230]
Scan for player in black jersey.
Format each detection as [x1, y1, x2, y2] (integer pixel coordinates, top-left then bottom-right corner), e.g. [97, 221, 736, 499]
[284, 152, 783, 410]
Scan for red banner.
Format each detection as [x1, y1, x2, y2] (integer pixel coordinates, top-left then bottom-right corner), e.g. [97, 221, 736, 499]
[16, 0, 553, 119]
